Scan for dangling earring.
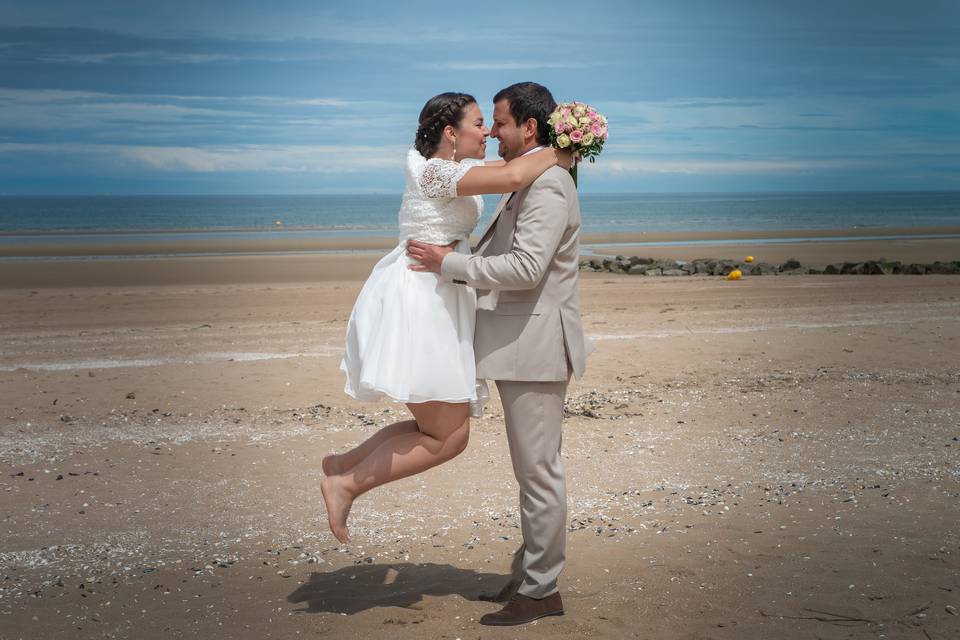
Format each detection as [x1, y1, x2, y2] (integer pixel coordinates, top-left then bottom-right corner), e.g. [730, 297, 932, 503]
[450, 138, 456, 161]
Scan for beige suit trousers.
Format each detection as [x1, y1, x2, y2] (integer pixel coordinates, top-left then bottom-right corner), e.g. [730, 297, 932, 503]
[496, 376, 569, 598]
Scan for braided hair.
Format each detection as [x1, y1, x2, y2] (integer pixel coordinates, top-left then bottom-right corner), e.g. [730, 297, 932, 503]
[414, 92, 476, 158]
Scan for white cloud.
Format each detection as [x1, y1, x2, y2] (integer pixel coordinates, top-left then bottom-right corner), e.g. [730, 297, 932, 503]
[32, 50, 336, 65]
[0, 142, 407, 173]
[0, 96, 262, 132]
[0, 88, 372, 108]
[0, 88, 109, 103]
[254, 19, 516, 46]
[288, 98, 357, 107]
[419, 61, 585, 71]
[0, 89, 404, 137]
[124, 145, 407, 172]
[594, 157, 875, 176]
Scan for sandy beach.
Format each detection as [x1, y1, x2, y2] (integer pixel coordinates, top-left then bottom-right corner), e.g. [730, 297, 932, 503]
[1, 240, 959, 639]
[3, 226, 960, 289]
[2, 226, 960, 259]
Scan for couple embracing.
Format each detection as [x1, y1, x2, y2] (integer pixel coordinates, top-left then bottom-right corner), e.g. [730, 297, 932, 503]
[323, 81, 593, 626]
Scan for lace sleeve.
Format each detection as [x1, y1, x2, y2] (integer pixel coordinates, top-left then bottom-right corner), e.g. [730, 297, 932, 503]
[419, 158, 485, 198]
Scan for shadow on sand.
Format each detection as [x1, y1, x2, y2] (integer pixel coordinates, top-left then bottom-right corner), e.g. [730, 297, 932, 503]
[288, 562, 507, 614]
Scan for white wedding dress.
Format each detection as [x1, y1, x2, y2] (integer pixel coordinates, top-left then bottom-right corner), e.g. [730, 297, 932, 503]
[340, 147, 490, 416]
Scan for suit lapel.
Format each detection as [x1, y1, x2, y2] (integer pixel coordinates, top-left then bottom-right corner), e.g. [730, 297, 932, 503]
[476, 192, 514, 251]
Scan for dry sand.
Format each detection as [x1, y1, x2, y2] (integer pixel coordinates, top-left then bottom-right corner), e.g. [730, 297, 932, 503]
[1, 245, 959, 639]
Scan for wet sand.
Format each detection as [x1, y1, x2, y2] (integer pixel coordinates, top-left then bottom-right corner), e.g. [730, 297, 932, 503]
[3, 225, 959, 258]
[2, 227, 960, 289]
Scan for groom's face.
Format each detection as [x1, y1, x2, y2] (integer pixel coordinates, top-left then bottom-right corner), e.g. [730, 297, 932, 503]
[491, 99, 525, 161]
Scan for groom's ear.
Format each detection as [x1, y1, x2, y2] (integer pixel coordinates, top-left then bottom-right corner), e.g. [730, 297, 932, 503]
[522, 117, 539, 142]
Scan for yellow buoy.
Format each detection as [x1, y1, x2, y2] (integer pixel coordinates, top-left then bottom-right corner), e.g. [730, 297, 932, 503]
[275, 220, 283, 226]
[726, 269, 743, 281]
[744, 256, 754, 263]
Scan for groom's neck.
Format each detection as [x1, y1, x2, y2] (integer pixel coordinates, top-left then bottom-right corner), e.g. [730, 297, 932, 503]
[511, 140, 541, 160]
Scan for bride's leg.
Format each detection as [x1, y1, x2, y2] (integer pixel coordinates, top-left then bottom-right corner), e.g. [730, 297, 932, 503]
[320, 401, 470, 543]
[323, 419, 418, 476]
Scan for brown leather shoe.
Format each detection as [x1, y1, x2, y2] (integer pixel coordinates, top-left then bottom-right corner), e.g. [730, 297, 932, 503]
[479, 592, 564, 626]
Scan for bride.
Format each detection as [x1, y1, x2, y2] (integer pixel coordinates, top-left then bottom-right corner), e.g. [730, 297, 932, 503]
[322, 91, 572, 542]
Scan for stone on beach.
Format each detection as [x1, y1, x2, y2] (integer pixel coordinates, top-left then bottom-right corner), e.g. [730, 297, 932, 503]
[779, 258, 802, 272]
[580, 254, 960, 277]
[749, 262, 778, 275]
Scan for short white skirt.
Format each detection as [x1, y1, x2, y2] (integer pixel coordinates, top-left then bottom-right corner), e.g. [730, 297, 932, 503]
[339, 238, 488, 417]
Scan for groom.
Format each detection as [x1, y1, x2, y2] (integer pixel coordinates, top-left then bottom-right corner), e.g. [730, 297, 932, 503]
[407, 81, 592, 626]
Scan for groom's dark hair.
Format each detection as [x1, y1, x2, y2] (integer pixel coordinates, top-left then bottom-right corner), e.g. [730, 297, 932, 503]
[493, 82, 557, 146]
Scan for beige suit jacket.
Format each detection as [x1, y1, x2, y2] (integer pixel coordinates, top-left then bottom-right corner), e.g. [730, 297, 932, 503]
[441, 165, 593, 382]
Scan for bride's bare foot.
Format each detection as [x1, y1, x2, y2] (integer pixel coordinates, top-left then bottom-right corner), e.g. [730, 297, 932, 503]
[321, 453, 342, 477]
[320, 476, 353, 543]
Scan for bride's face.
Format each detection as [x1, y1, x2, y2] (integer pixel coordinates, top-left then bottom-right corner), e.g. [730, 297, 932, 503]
[453, 102, 489, 160]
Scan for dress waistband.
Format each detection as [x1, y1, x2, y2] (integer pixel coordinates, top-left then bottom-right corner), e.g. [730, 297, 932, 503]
[400, 234, 470, 248]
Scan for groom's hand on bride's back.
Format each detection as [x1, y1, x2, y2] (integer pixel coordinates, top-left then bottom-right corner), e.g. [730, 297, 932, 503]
[406, 239, 456, 273]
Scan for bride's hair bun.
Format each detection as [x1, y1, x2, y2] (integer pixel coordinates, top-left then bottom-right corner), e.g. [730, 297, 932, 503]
[415, 92, 476, 158]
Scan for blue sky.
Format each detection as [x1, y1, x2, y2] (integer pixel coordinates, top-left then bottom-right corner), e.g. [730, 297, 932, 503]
[0, 0, 958, 194]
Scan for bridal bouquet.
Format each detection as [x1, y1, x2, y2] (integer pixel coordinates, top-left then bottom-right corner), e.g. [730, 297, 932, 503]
[547, 101, 608, 186]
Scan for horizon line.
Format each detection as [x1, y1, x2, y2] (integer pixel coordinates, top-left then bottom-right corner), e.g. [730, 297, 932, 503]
[2, 189, 960, 198]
